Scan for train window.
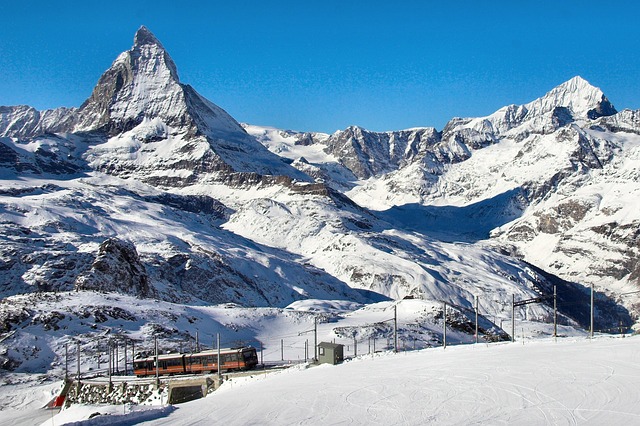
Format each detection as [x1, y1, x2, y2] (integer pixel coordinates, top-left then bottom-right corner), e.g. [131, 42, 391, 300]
[243, 350, 257, 361]
[222, 353, 238, 363]
[167, 358, 181, 367]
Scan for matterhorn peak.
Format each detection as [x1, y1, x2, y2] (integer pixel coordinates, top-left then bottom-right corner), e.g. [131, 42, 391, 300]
[133, 25, 164, 48]
[525, 75, 616, 120]
[73, 25, 186, 133]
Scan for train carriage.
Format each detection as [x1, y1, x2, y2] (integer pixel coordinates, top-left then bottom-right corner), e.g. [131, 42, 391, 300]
[133, 346, 258, 377]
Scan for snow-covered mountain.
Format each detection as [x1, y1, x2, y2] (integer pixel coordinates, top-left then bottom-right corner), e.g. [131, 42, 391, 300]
[0, 26, 308, 187]
[0, 26, 636, 380]
[250, 76, 639, 303]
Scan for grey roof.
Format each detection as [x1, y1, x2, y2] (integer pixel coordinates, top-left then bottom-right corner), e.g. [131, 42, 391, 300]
[318, 342, 343, 349]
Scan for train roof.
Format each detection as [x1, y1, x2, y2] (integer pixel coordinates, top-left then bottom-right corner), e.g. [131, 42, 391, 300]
[188, 347, 251, 357]
[134, 346, 254, 363]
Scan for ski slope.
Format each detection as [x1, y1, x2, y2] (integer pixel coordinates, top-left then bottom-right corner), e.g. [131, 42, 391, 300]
[38, 335, 640, 425]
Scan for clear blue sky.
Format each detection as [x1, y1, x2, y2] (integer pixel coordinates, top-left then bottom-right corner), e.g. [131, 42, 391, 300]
[1, 1, 639, 133]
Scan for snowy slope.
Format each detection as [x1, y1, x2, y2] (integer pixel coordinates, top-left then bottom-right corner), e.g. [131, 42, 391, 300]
[1, 25, 638, 412]
[26, 335, 640, 425]
[0, 175, 364, 306]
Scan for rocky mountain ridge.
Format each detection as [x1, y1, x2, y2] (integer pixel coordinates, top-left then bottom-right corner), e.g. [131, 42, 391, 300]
[0, 26, 308, 188]
[251, 76, 639, 305]
[0, 27, 637, 374]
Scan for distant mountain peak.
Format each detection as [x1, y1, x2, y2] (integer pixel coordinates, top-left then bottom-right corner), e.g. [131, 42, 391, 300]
[129, 25, 179, 82]
[559, 75, 593, 89]
[526, 76, 616, 120]
[74, 26, 186, 133]
[134, 25, 163, 48]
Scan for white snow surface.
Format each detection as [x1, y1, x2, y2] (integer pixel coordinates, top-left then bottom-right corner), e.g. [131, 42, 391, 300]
[25, 335, 640, 425]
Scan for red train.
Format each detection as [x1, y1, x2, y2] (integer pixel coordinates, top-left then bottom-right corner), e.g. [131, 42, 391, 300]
[133, 346, 259, 377]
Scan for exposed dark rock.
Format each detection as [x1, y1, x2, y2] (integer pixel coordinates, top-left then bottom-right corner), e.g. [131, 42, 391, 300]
[587, 95, 617, 119]
[75, 238, 150, 297]
[144, 193, 230, 218]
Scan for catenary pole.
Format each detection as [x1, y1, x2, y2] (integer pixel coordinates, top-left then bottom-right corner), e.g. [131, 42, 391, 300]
[393, 304, 398, 353]
[108, 341, 112, 387]
[553, 285, 557, 339]
[76, 341, 81, 380]
[217, 333, 221, 377]
[512, 295, 515, 343]
[123, 339, 127, 376]
[475, 296, 479, 344]
[443, 302, 447, 349]
[590, 283, 594, 339]
[354, 334, 357, 357]
[154, 335, 159, 387]
[314, 316, 318, 362]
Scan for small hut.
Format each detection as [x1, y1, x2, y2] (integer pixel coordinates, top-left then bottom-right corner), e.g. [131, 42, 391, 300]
[317, 342, 344, 365]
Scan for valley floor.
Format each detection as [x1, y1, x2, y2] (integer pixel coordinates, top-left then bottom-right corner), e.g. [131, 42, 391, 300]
[26, 334, 640, 425]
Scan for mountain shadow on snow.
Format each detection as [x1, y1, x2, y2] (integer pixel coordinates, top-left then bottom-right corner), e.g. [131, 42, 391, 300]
[378, 188, 525, 242]
[526, 263, 634, 332]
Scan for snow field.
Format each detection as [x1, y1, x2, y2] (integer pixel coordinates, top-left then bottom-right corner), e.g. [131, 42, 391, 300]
[36, 335, 640, 425]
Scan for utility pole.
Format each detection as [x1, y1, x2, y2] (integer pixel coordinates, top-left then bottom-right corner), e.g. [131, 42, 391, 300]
[314, 316, 318, 362]
[76, 341, 81, 377]
[393, 304, 398, 353]
[154, 335, 159, 387]
[123, 339, 127, 376]
[281, 339, 284, 361]
[64, 343, 68, 380]
[115, 341, 119, 374]
[443, 302, 447, 349]
[553, 285, 557, 339]
[108, 341, 112, 387]
[217, 333, 221, 377]
[353, 334, 357, 357]
[475, 296, 479, 344]
[196, 330, 199, 353]
[511, 294, 515, 343]
[590, 283, 594, 339]
[76, 341, 81, 394]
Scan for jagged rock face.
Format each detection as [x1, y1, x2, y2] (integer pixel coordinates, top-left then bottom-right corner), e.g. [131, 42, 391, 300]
[322, 126, 440, 179]
[75, 26, 195, 135]
[75, 238, 150, 297]
[438, 76, 617, 156]
[0, 26, 310, 185]
[521, 76, 616, 121]
[595, 109, 640, 135]
[0, 106, 77, 138]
